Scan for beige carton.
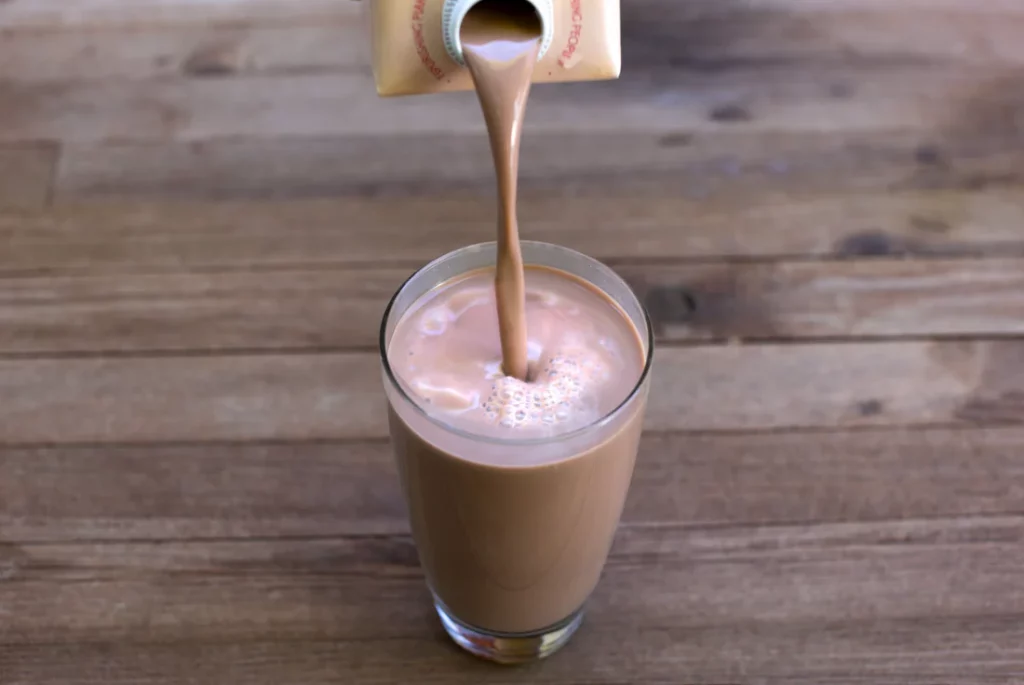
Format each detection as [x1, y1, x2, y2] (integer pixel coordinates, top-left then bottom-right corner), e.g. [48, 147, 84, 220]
[370, 0, 621, 96]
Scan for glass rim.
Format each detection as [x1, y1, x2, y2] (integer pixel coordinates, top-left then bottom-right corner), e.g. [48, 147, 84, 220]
[378, 241, 655, 447]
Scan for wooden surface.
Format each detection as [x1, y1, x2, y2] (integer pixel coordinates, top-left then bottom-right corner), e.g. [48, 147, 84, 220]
[1, 0, 1023, 682]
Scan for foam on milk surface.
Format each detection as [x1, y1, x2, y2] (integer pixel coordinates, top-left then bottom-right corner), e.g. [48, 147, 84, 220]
[389, 266, 644, 439]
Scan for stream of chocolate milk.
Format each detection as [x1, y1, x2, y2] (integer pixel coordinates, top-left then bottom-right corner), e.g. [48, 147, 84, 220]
[461, 0, 542, 381]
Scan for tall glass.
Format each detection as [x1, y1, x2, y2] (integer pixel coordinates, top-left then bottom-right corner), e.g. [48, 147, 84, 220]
[379, 241, 653, 664]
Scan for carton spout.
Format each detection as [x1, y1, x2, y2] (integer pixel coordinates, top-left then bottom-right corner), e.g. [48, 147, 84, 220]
[370, 0, 621, 97]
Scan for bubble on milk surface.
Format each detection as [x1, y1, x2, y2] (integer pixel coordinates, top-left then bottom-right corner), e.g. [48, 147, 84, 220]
[412, 377, 480, 413]
[482, 345, 610, 431]
[418, 306, 451, 336]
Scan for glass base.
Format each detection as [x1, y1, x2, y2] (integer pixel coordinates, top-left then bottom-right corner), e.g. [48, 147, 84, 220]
[435, 601, 584, 665]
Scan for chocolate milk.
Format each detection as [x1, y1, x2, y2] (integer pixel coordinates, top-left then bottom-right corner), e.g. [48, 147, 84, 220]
[386, 265, 648, 633]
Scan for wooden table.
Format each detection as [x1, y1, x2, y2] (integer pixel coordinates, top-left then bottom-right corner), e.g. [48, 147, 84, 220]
[2, 1, 1023, 682]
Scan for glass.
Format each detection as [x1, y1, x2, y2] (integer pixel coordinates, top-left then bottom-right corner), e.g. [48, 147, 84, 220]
[379, 241, 654, 664]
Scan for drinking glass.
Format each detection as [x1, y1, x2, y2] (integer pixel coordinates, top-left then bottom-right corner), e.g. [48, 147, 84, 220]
[379, 241, 653, 664]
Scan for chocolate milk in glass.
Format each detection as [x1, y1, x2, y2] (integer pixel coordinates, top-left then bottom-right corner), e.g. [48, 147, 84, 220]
[372, 0, 651, 665]
[381, 243, 652, 664]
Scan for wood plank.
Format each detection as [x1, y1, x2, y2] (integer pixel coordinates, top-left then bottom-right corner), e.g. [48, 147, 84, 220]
[731, 0, 1021, 11]
[1, 0, 1022, 87]
[625, 258, 1024, 342]
[3, 258, 1024, 356]
[54, 130, 1023, 200]
[3, 0, 1021, 34]
[0, 145, 56, 210]
[624, 0, 1024, 69]
[5, 188, 1023, 274]
[2, 427, 1022, 542]
[0, 65, 1011, 143]
[0, 341, 1021, 444]
[0, 268, 396, 355]
[0, 517, 1021, 652]
[0, 353, 385, 443]
[0, 26, 367, 84]
[2, 625, 1022, 685]
[0, 0, 359, 30]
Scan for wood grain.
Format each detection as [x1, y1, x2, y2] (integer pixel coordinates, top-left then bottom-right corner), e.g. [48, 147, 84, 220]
[0, 0, 359, 30]
[54, 130, 1023, 200]
[0, 26, 367, 84]
[0, 145, 56, 210]
[0, 267, 399, 354]
[4, 0, 1024, 81]
[6, 255, 1024, 352]
[0, 341, 1021, 443]
[625, 258, 1024, 341]
[1, 518, 1022, 656]
[2, 627, 1022, 685]
[3, 0, 1022, 34]
[0, 65, 1012, 144]
[1, 1, 1022, 682]
[2, 427, 1022, 543]
[623, 0, 1024, 69]
[2, 258, 1024, 356]
[5, 187, 1023, 275]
